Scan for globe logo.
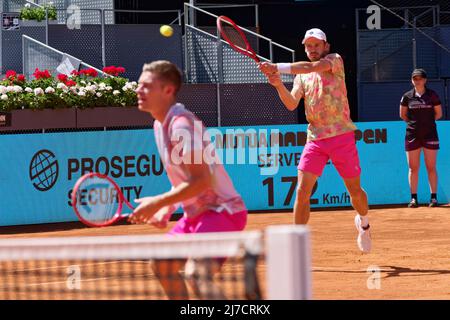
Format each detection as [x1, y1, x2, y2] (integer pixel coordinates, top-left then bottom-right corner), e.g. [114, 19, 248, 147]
[29, 149, 59, 192]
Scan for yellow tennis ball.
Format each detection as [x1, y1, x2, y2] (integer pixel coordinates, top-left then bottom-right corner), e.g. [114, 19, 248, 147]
[160, 25, 173, 37]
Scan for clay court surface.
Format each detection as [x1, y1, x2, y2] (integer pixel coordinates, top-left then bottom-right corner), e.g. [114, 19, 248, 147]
[1, 205, 449, 300]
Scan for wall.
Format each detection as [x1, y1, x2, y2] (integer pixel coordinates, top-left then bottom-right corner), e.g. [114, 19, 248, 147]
[359, 81, 449, 121]
[1, 121, 449, 226]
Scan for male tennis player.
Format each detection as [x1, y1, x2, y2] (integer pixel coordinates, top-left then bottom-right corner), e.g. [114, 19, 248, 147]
[130, 60, 247, 299]
[259, 28, 371, 253]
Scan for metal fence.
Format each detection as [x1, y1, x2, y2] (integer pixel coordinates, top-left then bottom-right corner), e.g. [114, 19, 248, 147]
[184, 2, 296, 84]
[178, 83, 299, 127]
[3, 3, 301, 128]
[357, 5, 450, 82]
[181, 3, 298, 126]
[1, 8, 184, 79]
[22, 34, 106, 79]
[355, 4, 450, 121]
[1, 0, 115, 25]
[1, 0, 39, 12]
[358, 80, 449, 121]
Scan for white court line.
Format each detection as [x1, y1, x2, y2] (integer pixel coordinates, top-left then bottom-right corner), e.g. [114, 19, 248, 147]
[0, 271, 157, 289]
[5, 260, 150, 273]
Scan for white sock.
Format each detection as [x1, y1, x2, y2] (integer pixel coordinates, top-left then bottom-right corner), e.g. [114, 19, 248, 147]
[359, 215, 369, 228]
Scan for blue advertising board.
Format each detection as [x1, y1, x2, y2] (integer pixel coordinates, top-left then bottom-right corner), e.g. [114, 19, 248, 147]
[0, 121, 449, 226]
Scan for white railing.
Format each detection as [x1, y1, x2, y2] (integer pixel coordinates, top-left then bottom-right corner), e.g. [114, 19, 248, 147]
[22, 34, 109, 79]
[184, 1, 296, 84]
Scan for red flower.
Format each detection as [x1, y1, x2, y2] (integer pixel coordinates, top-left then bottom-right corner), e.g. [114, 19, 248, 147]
[32, 69, 40, 79]
[102, 66, 112, 74]
[33, 68, 52, 79]
[102, 66, 125, 76]
[71, 70, 80, 76]
[17, 74, 26, 82]
[79, 68, 98, 78]
[65, 80, 77, 87]
[57, 74, 68, 82]
[6, 70, 16, 80]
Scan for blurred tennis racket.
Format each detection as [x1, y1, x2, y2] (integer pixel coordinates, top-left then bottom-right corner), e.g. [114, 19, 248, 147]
[216, 15, 260, 63]
[72, 172, 134, 227]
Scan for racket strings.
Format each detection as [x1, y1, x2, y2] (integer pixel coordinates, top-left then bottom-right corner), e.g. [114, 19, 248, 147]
[220, 21, 250, 53]
[75, 176, 120, 225]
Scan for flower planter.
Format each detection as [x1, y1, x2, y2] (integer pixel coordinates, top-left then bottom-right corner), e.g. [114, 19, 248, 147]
[76, 106, 154, 129]
[0, 108, 76, 132]
[20, 20, 58, 27]
[0, 107, 154, 132]
[0, 67, 139, 131]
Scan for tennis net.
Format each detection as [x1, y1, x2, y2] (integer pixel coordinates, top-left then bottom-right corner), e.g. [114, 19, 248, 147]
[0, 226, 311, 300]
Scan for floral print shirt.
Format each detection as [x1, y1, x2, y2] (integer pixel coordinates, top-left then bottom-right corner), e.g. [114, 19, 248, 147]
[294, 53, 357, 141]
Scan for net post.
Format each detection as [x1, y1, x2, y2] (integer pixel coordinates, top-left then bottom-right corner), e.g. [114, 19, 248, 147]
[413, 18, 417, 70]
[101, 9, 106, 69]
[265, 225, 312, 300]
[269, 40, 273, 62]
[184, 3, 190, 83]
[216, 21, 223, 127]
[22, 36, 26, 78]
[374, 46, 379, 82]
[255, 4, 259, 33]
[216, 23, 224, 84]
[436, 5, 440, 26]
[45, 7, 49, 45]
[189, 0, 196, 27]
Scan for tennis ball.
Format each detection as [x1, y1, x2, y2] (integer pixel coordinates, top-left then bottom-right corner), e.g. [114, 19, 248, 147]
[160, 25, 173, 37]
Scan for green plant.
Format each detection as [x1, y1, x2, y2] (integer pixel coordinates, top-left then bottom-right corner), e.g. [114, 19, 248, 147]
[0, 67, 138, 112]
[20, 3, 57, 22]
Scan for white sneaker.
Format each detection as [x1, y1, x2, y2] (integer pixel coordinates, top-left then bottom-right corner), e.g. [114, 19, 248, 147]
[354, 215, 371, 253]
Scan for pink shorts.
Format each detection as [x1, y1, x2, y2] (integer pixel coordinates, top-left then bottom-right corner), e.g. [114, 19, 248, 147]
[298, 131, 361, 179]
[168, 210, 247, 235]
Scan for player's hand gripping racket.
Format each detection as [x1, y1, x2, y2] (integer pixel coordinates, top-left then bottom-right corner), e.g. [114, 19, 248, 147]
[72, 172, 134, 227]
[216, 15, 260, 63]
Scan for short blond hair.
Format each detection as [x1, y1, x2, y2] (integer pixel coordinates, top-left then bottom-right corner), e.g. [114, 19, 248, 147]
[142, 60, 182, 94]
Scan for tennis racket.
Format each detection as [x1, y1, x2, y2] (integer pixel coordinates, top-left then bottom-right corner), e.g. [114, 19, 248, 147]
[216, 15, 260, 63]
[71, 172, 134, 227]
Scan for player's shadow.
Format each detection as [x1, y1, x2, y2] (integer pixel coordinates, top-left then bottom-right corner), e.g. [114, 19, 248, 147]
[314, 266, 450, 279]
[378, 266, 450, 279]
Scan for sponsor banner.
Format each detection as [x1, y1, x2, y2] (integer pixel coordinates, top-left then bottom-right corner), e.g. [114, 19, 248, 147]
[0, 121, 449, 226]
[1, 131, 168, 226]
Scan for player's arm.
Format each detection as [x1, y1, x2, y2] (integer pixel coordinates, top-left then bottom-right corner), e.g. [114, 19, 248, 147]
[289, 60, 332, 74]
[431, 92, 443, 120]
[157, 162, 212, 208]
[399, 95, 409, 121]
[259, 60, 332, 75]
[264, 72, 302, 111]
[399, 105, 409, 121]
[130, 161, 212, 226]
[434, 104, 442, 120]
[130, 161, 212, 225]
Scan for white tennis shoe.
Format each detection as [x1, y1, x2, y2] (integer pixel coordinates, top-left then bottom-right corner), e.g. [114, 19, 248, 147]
[354, 215, 371, 253]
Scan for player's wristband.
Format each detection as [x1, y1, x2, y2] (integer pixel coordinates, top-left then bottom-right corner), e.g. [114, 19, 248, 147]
[277, 63, 292, 74]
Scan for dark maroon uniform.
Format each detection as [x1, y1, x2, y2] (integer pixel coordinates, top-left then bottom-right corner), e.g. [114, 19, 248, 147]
[400, 88, 441, 151]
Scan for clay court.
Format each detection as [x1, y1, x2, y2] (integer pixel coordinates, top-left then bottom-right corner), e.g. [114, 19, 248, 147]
[1, 205, 449, 300]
